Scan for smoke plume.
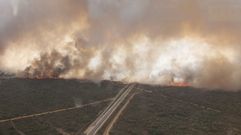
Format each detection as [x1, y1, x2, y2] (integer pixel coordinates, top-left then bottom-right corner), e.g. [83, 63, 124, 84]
[0, 0, 241, 90]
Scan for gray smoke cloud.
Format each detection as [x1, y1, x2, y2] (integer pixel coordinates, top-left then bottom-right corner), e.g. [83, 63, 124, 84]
[0, 0, 241, 90]
[1, 0, 241, 47]
[0, 0, 86, 51]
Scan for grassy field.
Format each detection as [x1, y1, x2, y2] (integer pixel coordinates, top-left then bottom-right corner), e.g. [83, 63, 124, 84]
[111, 85, 241, 135]
[0, 102, 108, 135]
[0, 79, 124, 135]
[1, 79, 241, 135]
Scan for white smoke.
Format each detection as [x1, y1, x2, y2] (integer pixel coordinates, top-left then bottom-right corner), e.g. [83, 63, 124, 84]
[0, 0, 241, 90]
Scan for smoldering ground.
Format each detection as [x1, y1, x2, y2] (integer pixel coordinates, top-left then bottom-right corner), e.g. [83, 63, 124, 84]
[0, 0, 241, 90]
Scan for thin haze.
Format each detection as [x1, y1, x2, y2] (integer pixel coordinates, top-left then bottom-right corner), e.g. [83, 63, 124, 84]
[0, 0, 241, 90]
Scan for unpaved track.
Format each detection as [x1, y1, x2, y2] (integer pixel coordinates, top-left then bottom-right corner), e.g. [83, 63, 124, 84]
[84, 84, 135, 135]
[0, 98, 113, 123]
[10, 120, 26, 135]
[103, 92, 137, 135]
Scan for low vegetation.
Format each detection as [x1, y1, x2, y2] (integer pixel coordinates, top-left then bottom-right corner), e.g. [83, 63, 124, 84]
[0, 79, 123, 135]
[111, 86, 241, 135]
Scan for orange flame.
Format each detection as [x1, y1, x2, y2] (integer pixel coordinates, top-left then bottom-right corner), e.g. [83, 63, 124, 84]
[170, 82, 191, 87]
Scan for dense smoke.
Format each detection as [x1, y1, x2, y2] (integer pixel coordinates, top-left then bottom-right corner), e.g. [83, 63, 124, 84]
[0, 0, 241, 90]
[23, 50, 71, 78]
